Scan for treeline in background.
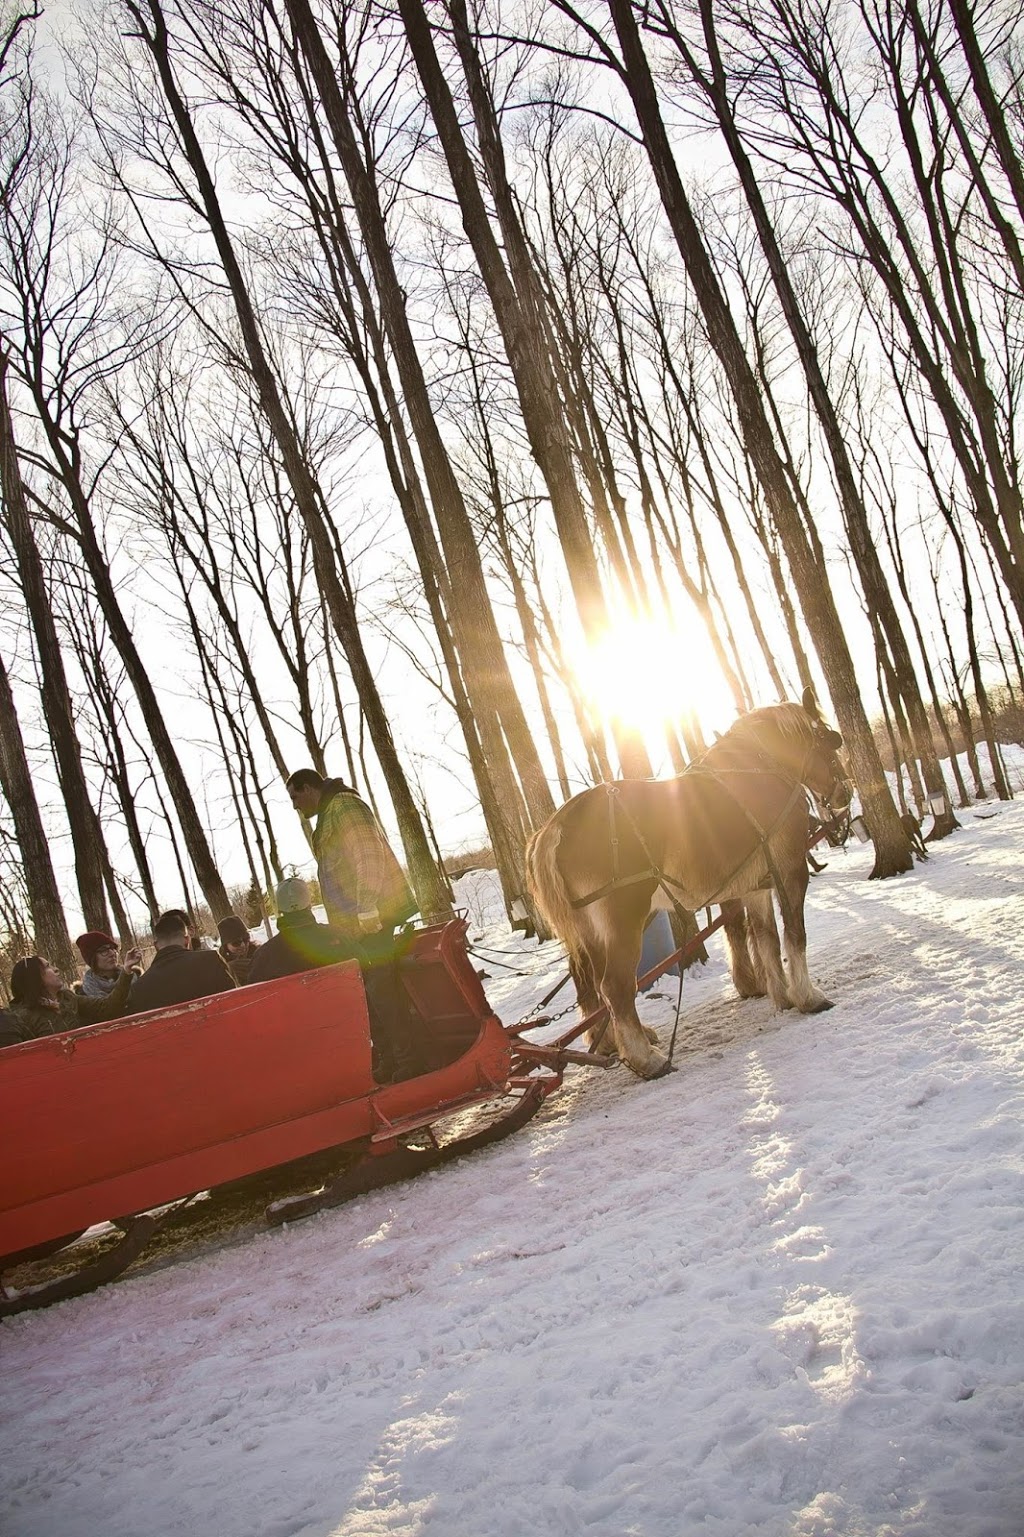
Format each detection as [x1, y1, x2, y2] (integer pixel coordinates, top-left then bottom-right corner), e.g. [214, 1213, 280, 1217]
[1, 0, 1022, 989]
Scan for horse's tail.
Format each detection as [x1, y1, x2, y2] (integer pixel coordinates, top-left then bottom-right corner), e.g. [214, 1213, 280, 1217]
[526, 808, 587, 973]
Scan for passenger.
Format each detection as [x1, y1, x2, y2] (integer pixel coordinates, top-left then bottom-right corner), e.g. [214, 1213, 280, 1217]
[161, 908, 202, 950]
[76, 930, 143, 999]
[247, 877, 358, 984]
[284, 769, 418, 944]
[127, 910, 236, 1015]
[216, 916, 262, 986]
[249, 877, 425, 1082]
[3, 954, 133, 1045]
[0, 1009, 20, 1048]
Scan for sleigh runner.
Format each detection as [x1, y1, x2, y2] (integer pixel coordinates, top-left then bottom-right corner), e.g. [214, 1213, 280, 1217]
[0, 919, 574, 1316]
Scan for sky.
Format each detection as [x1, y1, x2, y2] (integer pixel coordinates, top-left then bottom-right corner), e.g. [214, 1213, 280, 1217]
[2, 744, 1022, 1537]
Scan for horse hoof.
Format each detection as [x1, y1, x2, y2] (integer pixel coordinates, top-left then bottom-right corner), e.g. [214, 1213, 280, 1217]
[636, 1050, 671, 1080]
[807, 997, 833, 1014]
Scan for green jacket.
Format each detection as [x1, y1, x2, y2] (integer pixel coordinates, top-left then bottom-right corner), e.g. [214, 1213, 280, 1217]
[3, 968, 133, 1046]
[313, 780, 417, 936]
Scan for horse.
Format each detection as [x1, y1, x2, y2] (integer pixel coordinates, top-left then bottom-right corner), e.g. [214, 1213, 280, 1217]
[525, 691, 852, 1079]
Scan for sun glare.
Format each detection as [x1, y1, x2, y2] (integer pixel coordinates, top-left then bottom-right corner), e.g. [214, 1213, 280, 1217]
[576, 610, 735, 745]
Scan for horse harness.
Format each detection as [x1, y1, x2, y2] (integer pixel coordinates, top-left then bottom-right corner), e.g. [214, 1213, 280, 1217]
[568, 745, 821, 925]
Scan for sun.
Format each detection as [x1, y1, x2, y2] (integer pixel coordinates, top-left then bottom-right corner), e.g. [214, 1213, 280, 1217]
[575, 608, 737, 748]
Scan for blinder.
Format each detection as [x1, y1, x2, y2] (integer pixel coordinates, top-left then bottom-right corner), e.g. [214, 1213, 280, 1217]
[809, 720, 851, 816]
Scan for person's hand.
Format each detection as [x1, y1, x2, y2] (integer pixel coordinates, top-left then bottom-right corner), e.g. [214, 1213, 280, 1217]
[357, 909, 381, 935]
[123, 947, 143, 970]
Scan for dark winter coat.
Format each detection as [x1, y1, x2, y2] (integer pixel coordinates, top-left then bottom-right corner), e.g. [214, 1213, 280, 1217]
[313, 780, 417, 937]
[247, 910, 360, 985]
[126, 944, 236, 1015]
[247, 911, 426, 1081]
[2, 968, 134, 1046]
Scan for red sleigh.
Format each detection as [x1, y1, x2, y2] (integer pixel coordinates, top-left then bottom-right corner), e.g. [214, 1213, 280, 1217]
[0, 920, 568, 1315]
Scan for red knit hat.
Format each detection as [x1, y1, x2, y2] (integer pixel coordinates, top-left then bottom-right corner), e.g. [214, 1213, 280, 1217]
[76, 931, 117, 966]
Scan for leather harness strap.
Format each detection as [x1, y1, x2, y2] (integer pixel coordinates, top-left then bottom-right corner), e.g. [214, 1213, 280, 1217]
[569, 745, 815, 917]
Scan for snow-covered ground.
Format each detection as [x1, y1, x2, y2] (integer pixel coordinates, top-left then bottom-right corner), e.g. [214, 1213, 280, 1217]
[3, 759, 1024, 1537]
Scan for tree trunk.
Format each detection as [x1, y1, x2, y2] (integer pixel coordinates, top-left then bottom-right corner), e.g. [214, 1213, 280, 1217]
[0, 649, 78, 973]
[0, 350, 113, 931]
[945, 0, 1024, 232]
[393, 0, 652, 778]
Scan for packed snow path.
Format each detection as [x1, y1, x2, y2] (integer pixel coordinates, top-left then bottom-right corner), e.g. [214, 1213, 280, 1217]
[3, 793, 1023, 1536]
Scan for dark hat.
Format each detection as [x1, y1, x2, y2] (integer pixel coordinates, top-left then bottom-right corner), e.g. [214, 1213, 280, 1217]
[76, 930, 117, 966]
[217, 915, 250, 946]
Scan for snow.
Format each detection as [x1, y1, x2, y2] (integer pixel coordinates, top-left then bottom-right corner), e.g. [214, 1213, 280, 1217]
[3, 765, 1024, 1537]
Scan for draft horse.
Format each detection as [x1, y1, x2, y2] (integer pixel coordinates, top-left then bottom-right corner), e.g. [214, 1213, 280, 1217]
[526, 691, 852, 1079]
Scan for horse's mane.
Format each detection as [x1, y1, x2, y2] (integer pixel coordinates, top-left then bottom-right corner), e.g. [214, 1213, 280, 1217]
[723, 701, 812, 751]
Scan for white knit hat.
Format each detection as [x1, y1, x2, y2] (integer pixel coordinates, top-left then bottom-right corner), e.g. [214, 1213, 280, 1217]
[276, 876, 311, 914]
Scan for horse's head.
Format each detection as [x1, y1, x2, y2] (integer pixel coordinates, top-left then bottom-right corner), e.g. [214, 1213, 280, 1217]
[800, 689, 852, 818]
[726, 692, 853, 816]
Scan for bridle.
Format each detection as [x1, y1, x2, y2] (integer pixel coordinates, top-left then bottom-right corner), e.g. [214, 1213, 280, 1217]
[802, 727, 852, 822]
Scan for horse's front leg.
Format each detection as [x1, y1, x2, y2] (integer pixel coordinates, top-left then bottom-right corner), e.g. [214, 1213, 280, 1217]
[777, 868, 832, 1013]
[566, 929, 618, 1057]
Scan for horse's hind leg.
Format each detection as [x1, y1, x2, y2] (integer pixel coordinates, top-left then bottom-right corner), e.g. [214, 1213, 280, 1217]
[777, 865, 832, 1013]
[600, 939, 671, 1079]
[570, 945, 617, 1059]
[744, 890, 792, 1011]
[722, 900, 765, 999]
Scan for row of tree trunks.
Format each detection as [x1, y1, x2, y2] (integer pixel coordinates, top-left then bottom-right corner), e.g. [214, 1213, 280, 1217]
[128, 0, 453, 922]
[0, 648, 78, 974]
[0, 349, 114, 932]
[8, 0, 1022, 960]
[604, 0, 913, 876]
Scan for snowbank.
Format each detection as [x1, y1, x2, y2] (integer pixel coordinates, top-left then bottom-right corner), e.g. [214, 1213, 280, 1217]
[2, 788, 1023, 1536]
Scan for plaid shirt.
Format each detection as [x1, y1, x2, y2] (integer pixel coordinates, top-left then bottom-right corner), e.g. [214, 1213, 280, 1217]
[313, 785, 417, 936]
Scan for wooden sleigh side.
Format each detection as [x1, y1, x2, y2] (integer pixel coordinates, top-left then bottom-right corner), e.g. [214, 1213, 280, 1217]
[0, 920, 560, 1315]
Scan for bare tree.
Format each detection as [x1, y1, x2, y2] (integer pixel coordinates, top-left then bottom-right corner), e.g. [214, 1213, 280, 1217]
[0, 48, 234, 918]
[719, 0, 1024, 631]
[0, 645, 78, 970]
[0, 351, 114, 929]
[370, 0, 653, 777]
[114, 0, 452, 919]
[642, 0, 954, 833]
